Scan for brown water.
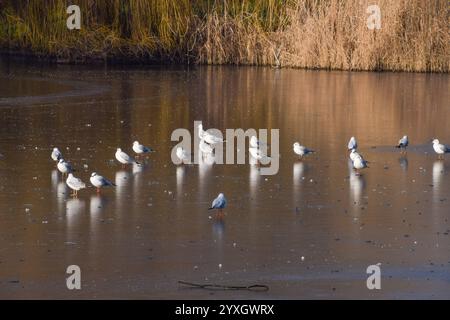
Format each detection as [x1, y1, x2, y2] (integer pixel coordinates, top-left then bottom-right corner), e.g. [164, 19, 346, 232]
[0, 58, 449, 299]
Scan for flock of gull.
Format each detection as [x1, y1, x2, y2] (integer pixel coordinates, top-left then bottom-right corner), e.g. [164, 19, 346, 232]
[2, 124, 449, 213]
[45, 127, 450, 212]
[51, 141, 150, 197]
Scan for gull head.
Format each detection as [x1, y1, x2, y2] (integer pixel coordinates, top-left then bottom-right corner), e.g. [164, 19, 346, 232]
[91, 172, 97, 177]
[53, 147, 59, 151]
[58, 158, 64, 163]
[403, 135, 408, 139]
[293, 142, 300, 147]
[133, 141, 139, 145]
[68, 173, 74, 178]
[351, 149, 357, 153]
[218, 193, 225, 199]
[117, 148, 122, 152]
[432, 139, 440, 144]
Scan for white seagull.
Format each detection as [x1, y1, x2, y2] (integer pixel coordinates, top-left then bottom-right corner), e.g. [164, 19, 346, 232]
[198, 123, 206, 139]
[293, 142, 315, 159]
[197, 124, 224, 145]
[66, 173, 86, 197]
[208, 193, 227, 213]
[132, 141, 153, 157]
[352, 156, 369, 175]
[348, 137, 357, 150]
[432, 139, 450, 159]
[90, 172, 115, 193]
[115, 148, 139, 168]
[396, 135, 409, 152]
[249, 147, 271, 163]
[250, 135, 266, 148]
[176, 147, 190, 164]
[51, 147, 62, 162]
[57, 158, 72, 176]
[349, 149, 362, 162]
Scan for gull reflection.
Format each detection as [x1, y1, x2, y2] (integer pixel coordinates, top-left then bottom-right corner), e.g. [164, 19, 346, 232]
[249, 163, 260, 200]
[115, 170, 130, 189]
[51, 169, 59, 189]
[176, 165, 185, 198]
[132, 162, 145, 175]
[349, 170, 365, 216]
[433, 160, 444, 186]
[57, 181, 68, 212]
[89, 194, 105, 254]
[293, 162, 306, 210]
[66, 198, 85, 216]
[293, 162, 305, 187]
[115, 170, 130, 208]
[198, 151, 214, 195]
[132, 163, 147, 201]
[66, 198, 85, 234]
[90, 194, 107, 216]
[398, 156, 408, 171]
[212, 216, 225, 242]
[432, 161, 444, 201]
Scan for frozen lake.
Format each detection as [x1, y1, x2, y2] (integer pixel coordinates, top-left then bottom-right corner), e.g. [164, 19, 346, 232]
[0, 58, 449, 299]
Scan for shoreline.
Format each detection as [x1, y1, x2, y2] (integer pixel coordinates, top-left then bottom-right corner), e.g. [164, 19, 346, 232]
[1, 51, 447, 74]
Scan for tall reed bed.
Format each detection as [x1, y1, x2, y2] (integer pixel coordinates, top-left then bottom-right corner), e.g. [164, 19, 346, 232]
[0, 0, 448, 71]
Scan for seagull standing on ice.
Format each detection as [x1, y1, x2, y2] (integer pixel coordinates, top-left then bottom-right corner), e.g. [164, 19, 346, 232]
[293, 142, 315, 159]
[396, 135, 409, 153]
[249, 146, 271, 164]
[176, 147, 190, 164]
[57, 158, 72, 176]
[208, 193, 227, 214]
[432, 139, 450, 159]
[115, 148, 139, 168]
[250, 135, 266, 148]
[198, 124, 206, 139]
[90, 172, 116, 193]
[348, 137, 357, 150]
[132, 141, 153, 158]
[51, 147, 62, 162]
[352, 156, 369, 175]
[66, 173, 86, 197]
[197, 124, 224, 144]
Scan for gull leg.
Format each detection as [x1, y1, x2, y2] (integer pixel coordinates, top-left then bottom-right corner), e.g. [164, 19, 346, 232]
[97, 187, 100, 194]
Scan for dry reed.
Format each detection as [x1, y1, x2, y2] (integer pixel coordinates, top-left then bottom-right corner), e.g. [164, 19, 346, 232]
[0, 0, 448, 71]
